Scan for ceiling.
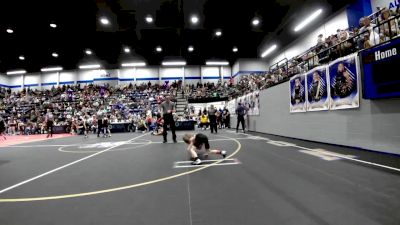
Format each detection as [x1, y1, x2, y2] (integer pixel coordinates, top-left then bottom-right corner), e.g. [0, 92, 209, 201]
[0, 0, 352, 72]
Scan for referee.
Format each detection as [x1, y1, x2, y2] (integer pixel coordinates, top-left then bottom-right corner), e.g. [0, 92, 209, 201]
[160, 96, 177, 143]
[236, 102, 247, 133]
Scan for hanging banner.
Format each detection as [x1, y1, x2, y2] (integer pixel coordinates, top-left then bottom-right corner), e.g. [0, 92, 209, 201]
[328, 54, 360, 110]
[236, 91, 260, 115]
[289, 74, 307, 113]
[306, 66, 329, 111]
[226, 99, 237, 115]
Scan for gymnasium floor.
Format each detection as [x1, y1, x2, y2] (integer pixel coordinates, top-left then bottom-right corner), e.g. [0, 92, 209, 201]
[0, 130, 399, 225]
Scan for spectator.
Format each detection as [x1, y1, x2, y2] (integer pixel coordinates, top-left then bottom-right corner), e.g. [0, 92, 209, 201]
[359, 16, 379, 46]
[235, 103, 247, 133]
[379, 8, 398, 41]
[199, 113, 209, 130]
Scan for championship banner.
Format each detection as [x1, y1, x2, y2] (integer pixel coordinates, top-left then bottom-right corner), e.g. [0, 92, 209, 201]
[236, 91, 260, 115]
[306, 66, 329, 111]
[289, 74, 307, 113]
[226, 99, 236, 115]
[328, 54, 360, 110]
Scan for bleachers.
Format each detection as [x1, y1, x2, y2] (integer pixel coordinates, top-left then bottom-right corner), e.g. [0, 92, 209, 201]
[236, 10, 400, 97]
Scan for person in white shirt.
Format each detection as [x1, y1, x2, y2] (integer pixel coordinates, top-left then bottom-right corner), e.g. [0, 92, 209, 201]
[45, 109, 54, 138]
[97, 106, 105, 137]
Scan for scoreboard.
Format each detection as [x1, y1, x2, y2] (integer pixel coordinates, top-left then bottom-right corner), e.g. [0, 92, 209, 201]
[361, 38, 400, 99]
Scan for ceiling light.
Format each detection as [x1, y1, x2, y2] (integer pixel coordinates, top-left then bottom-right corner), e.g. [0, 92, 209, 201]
[124, 47, 130, 53]
[190, 15, 199, 24]
[41, 67, 63, 72]
[162, 61, 186, 66]
[121, 62, 146, 67]
[50, 23, 57, 28]
[79, 64, 101, 69]
[6, 29, 14, 34]
[100, 17, 110, 25]
[85, 49, 92, 55]
[188, 46, 194, 52]
[52, 52, 58, 58]
[156, 46, 162, 52]
[252, 18, 260, 26]
[232, 47, 238, 52]
[261, 44, 277, 58]
[7, 70, 26, 75]
[19, 56, 25, 60]
[294, 9, 323, 32]
[145, 15, 153, 23]
[206, 61, 229, 66]
[215, 30, 222, 36]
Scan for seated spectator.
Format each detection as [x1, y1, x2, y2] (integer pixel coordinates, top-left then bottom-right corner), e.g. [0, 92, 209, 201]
[137, 118, 147, 133]
[317, 34, 324, 46]
[199, 113, 209, 130]
[379, 8, 398, 41]
[337, 29, 354, 55]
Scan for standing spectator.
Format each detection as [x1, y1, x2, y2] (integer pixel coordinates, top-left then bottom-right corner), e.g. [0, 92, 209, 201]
[235, 103, 247, 133]
[103, 114, 111, 138]
[223, 109, 231, 129]
[159, 96, 177, 143]
[379, 8, 398, 41]
[0, 116, 6, 140]
[317, 34, 324, 46]
[45, 109, 54, 138]
[8, 117, 16, 135]
[216, 110, 222, 129]
[359, 16, 379, 46]
[96, 106, 105, 137]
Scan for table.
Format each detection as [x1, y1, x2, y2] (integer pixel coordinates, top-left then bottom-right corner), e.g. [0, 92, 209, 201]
[110, 122, 131, 133]
[174, 120, 196, 131]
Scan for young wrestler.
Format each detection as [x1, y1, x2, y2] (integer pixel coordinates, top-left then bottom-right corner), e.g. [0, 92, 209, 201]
[183, 133, 227, 165]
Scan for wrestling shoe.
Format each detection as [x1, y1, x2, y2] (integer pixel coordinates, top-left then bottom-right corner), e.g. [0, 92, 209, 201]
[221, 150, 227, 158]
[191, 158, 202, 165]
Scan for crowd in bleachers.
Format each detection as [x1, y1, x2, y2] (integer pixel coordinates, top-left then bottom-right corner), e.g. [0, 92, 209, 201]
[0, 82, 178, 136]
[185, 80, 237, 100]
[234, 7, 400, 95]
[1, 8, 399, 137]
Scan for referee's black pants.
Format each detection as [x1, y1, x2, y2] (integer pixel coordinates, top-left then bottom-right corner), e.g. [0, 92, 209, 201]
[97, 119, 103, 136]
[236, 115, 245, 132]
[46, 120, 54, 137]
[162, 113, 176, 142]
[209, 115, 217, 133]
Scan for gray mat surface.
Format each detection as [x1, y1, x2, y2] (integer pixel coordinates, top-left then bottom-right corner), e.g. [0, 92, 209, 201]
[0, 130, 399, 225]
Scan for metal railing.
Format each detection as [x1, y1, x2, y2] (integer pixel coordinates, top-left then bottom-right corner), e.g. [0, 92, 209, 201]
[265, 14, 400, 80]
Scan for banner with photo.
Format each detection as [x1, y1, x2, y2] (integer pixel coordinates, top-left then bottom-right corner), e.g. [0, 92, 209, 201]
[226, 99, 236, 115]
[289, 74, 307, 113]
[236, 91, 260, 115]
[328, 54, 360, 110]
[306, 66, 329, 111]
